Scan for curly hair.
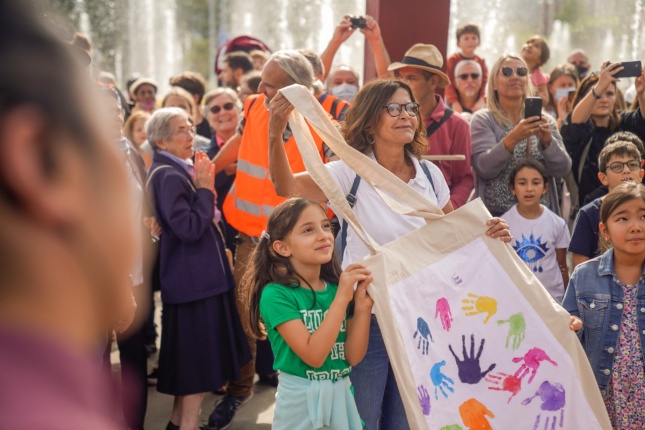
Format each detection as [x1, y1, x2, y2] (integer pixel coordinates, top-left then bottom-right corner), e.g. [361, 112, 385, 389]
[341, 79, 427, 158]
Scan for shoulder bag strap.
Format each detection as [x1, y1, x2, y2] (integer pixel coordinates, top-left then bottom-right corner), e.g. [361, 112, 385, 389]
[425, 108, 453, 138]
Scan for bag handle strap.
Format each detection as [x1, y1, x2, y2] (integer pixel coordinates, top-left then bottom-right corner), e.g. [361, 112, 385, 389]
[281, 85, 444, 221]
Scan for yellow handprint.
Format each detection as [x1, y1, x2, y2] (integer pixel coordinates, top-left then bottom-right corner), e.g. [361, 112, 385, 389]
[461, 293, 497, 324]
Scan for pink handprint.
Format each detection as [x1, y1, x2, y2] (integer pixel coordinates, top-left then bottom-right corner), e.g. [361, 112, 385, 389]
[485, 372, 522, 403]
[513, 348, 557, 384]
[435, 297, 453, 331]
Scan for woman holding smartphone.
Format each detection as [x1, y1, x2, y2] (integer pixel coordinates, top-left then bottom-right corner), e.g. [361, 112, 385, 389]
[471, 54, 571, 216]
[561, 61, 645, 207]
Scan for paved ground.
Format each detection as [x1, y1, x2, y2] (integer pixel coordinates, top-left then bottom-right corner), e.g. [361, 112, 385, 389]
[110, 292, 276, 429]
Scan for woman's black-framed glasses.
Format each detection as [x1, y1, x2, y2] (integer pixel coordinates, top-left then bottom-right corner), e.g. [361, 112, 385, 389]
[606, 160, 641, 173]
[501, 67, 528, 77]
[383, 102, 420, 117]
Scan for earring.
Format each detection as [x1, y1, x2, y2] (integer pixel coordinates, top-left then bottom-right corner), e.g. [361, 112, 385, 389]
[367, 131, 375, 145]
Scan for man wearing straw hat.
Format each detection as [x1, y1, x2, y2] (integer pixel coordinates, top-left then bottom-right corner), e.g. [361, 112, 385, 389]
[388, 43, 474, 209]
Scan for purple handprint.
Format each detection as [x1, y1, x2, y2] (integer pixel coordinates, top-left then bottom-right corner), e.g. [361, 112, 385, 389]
[513, 348, 557, 384]
[435, 297, 453, 332]
[418, 385, 431, 416]
[449, 334, 496, 384]
[521, 381, 565, 429]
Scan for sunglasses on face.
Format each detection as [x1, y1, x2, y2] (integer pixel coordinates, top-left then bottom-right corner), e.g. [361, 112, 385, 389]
[457, 73, 481, 80]
[501, 67, 528, 77]
[209, 102, 235, 114]
[383, 102, 420, 117]
[606, 160, 641, 173]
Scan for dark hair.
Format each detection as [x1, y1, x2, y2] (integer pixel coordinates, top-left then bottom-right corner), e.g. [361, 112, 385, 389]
[341, 79, 427, 158]
[241, 71, 262, 93]
[526, 35, 550, 66]
[546, 64, 579, 112]
[169, 71, 207, 103]
[508, 159, 550, 187]
[456, 23, 480, 41]
[247, 198, 341, 339]
[224, 52, 254, 74]
[600, 182, 645, 231]
[605, 131, 645, 157]
[598, 141, 642, 172]
[572, 73, 620, 131]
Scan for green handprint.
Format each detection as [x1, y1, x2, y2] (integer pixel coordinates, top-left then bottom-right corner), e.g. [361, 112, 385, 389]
[461, 293, 497, 323]
[497, 312, 526, 350]
[440, 426, 463, 430]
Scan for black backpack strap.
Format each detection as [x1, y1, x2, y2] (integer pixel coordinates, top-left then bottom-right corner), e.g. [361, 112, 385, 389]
[338, 175, 362, 262]
[419, 161, 438, 199]
[330, 98, 341, 120]
[426, 108, 453, 138]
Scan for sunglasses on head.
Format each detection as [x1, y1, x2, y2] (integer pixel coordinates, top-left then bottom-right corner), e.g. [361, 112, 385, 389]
[383, 102, 420, 117]
[501, 67, 528, 77]
[209, 102, 235, 114]
[457, 73, 481, 80]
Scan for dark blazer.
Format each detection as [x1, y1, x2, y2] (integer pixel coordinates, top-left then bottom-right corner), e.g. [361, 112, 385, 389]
[147, 151, 234, 304]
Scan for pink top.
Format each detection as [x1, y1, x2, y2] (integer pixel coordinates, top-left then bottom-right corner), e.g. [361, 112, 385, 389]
[424, 95, 474, 208]
[445, 52, 488, 104]
[530, 68, 550, 87]
[0, 327, 120, 430]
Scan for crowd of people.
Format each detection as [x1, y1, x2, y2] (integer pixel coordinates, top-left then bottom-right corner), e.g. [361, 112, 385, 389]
[4, 2, 645, 429]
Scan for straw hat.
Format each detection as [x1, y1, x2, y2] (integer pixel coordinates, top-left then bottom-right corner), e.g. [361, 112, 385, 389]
[388, 44, 451, 87]
[129, 77, 158, 99]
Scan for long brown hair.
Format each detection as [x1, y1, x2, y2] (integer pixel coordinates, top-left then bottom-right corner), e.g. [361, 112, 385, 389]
[246, 198, 342, 339]
[341, 79, 427, 158]
[571, 73, 620, 131]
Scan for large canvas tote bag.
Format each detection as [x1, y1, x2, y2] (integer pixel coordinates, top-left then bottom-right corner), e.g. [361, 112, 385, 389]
[280, 84, 611, 430]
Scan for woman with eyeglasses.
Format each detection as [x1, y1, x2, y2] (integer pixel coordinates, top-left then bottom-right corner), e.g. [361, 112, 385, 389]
[162, 86, 211, 151]
[145, 107, 251, 430]
[471, 54, 571, 217]
[561, 62, 645, 208]
[266, 78, 512, 429]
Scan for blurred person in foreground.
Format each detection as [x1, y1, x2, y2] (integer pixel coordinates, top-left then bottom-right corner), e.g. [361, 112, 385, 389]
[0, 1, 136, 429]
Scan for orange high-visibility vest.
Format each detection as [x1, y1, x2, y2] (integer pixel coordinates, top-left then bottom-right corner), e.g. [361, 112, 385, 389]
[317, 93, 350, 121]
[223, 94, 325, 237]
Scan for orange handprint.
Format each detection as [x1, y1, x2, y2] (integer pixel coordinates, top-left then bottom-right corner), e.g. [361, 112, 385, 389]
[459, 398, 495, 430]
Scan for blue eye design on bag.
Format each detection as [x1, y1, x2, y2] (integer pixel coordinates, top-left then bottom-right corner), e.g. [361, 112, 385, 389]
[512, 233, 549, 273]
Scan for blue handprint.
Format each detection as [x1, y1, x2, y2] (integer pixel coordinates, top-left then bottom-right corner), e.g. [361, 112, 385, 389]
[413, 317, 433, 355]
[522, 381, 565, 429]
[449, 334, 496, 384]
[430, 360, 455, 399]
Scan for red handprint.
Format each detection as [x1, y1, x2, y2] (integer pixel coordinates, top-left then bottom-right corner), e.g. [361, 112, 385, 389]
[435, 297, 453, 331]
[485, 372, 522, 403]
[513, 347, 557, 384]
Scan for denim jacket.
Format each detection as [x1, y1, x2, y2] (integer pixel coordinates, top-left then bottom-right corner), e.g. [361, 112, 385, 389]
[562, 248, 645, 398]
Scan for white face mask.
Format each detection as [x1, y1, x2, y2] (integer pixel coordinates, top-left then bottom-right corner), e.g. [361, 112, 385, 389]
[330, 82, 359, 102]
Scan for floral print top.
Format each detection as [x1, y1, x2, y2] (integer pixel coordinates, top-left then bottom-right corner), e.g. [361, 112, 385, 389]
[604, 282, 645, 429]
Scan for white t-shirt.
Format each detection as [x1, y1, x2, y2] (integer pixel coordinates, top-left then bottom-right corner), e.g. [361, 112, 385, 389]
[326, 154, 451, 268]
[502, 205, 571, 303]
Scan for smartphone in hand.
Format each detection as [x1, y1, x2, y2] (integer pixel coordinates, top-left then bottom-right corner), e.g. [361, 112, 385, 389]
[524, 97, 542, 119]
[614, 60, 642, 78]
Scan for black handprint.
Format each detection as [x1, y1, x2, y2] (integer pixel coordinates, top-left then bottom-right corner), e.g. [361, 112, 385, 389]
[449, 334, 496, 384]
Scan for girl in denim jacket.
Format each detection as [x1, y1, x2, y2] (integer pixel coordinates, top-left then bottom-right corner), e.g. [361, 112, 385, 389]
[563, 182, 645, 429]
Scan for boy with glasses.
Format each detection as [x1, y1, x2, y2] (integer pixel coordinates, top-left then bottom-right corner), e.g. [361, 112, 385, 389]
[569, 141, 645, 268]
[445, 23, 488, 114]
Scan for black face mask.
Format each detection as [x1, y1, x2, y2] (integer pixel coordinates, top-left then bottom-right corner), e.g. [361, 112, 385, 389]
[575, 64, 589, 78]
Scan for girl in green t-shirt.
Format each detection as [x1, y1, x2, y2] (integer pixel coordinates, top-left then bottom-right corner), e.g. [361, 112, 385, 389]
[246, 198, 373, 429]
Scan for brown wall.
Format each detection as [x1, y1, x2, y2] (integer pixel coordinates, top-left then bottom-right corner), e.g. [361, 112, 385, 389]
[364, 0, 451, 83]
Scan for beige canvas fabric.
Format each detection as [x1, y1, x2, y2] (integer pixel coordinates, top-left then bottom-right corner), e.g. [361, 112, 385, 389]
[280, 84, 611, 429]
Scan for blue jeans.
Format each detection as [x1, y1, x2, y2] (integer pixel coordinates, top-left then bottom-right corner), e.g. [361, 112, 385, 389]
[350, 315, 409, 430]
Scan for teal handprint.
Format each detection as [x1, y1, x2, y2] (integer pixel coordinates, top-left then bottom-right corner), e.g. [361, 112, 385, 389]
[497, 312, 526, 350]
[430, 360, 455, 399]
